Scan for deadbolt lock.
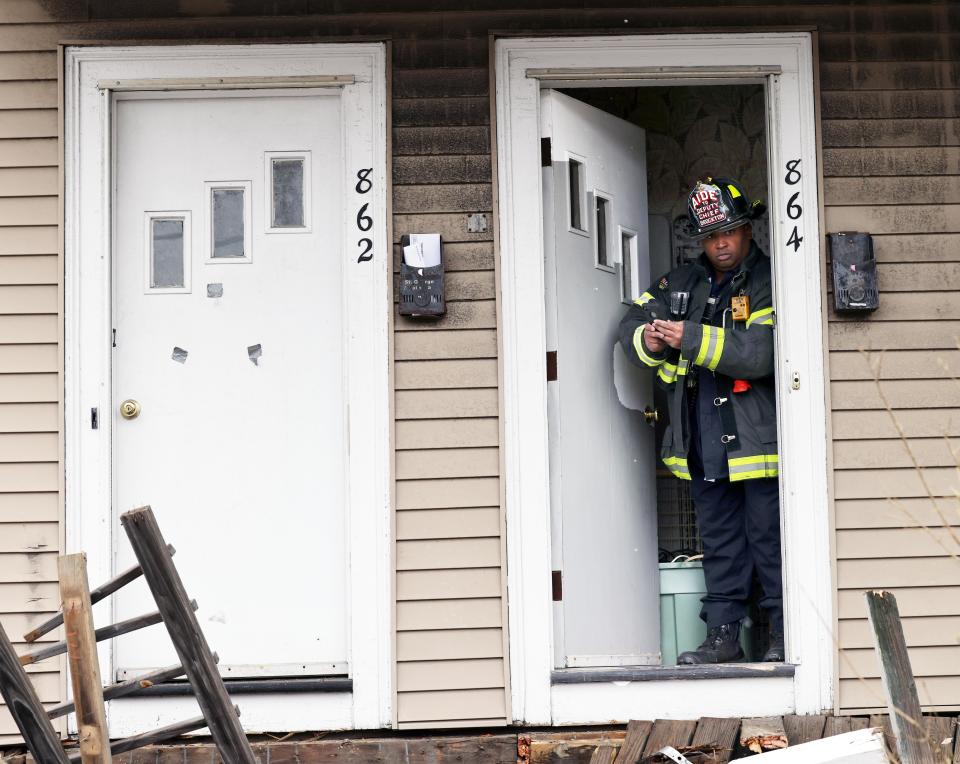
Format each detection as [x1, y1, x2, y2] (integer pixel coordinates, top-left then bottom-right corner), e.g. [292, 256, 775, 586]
[643, 407, 659, 426]
[120, 399, 141, 420]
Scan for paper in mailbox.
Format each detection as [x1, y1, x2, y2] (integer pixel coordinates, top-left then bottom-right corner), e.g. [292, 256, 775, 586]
[403, 233, 442, 269]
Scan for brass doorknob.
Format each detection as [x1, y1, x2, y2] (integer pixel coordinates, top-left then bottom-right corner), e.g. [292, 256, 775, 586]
[643, 407, 659, 426]
[120, 399, 141, 420]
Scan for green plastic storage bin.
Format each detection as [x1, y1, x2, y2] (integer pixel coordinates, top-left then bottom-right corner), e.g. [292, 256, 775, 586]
[659, 560, 751, 664]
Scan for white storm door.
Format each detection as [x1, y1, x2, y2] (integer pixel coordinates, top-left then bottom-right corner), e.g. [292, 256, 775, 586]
[542, 90, 660, 668]
[112, 90, 347, 678]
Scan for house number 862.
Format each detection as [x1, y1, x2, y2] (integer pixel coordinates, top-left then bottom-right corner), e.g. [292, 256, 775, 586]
[355, 168, 374, 263]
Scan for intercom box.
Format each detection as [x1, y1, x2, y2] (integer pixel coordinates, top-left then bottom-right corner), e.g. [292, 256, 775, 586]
[399, 234, 446, 318]
[829, 231, 879, 313]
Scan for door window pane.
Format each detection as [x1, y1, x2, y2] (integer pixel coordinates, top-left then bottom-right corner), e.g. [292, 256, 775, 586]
[569, 158, 584, 231]
[212, 189, 246, 259]
[272, 158, 304, 228]
[620, 230, 637, 304]
[595, 195, 610, 268]
[151, 218, 185, 288]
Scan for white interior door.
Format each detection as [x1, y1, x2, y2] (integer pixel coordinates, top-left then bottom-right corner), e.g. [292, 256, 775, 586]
[112, 90, 347, 678]
[542, 89, 660, 668]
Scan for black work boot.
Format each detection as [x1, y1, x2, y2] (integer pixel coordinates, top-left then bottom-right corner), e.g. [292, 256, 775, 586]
[677, 622, 744, 665]
[762, 630, 785, 662]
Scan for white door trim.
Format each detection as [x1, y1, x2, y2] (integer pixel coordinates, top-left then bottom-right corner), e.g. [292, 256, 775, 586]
[64, 43, 392, 732]
[495, 33, 832, 724]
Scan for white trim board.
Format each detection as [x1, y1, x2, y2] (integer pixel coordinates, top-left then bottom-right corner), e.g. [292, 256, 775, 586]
[64, 43, 392, 734]
[495, 33, 832, 724]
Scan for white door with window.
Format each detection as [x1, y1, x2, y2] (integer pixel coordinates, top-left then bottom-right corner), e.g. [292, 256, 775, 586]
[67, 45, 390, 733]
[541, 90, 660, 668]
[112, 90, 347, 678]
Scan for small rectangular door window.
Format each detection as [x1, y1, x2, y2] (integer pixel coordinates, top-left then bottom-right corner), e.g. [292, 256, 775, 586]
[266, 151, 312, 232]
[620, 227, 638, 305]
[144, 211, 191, 294]
[567, 155, 587, 234]
[595, 192, 613, 271]
[205, 180, 252, 263]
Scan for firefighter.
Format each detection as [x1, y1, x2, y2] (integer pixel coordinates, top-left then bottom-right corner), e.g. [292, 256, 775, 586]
[619, 177, 783, 664]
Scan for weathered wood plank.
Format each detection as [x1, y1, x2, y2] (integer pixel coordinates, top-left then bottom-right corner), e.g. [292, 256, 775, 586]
[823, 118, 960, 148]
[0, 345, 57, 374]
[839, 587, 960, 621]
[0, 197, 57, 227]
[689, 717, 740, 764]
[0, 168, 56, 198]
[615, 719, 653, 764]
[845, 677, 960, 711]
[120, 507, 258, 764]
[588, 744, 616, 764]
[835, 497, 960, 531]
[829, 349, 960, 382]
[824, 147, 960, 177]
[0, 521, 56, 553]
[0, 373, 57, 403]
[0, 403, 57, 433]
[866, 591, 932, 764]
[825, 205, 960, 235]
[0, 225, 56, 255]
[58, 554, 111, 764]
[393, 97, 490, 127]
[394, 213, 493, 244]
[833, 409, 960, 440]
[0, 461, 57, 492]
[394, 241, 494, 272]
[782, 715, 827, 746]
[0, 52, 57, 82]
[642, 719, 697, 759]
[825, 176, 960, 206]
[0, 109, 56, 140]
[0, 620, 68, 762]
[394, 301, 497, 333]
[871, 233, 960, 263]
[393, 68, 488, 98]
[820, 90, 960, 120]
[843, 646, 960, 680]
[528, 730, 628, 764]
[393, 126, 490, 156]
[393, 155, 491, 185]
[394, 37, 489, 69]
[819, 33, 960, 63]
[393, 183, 492, 214]
[823, 716, 854, 737]
[396, 687, 507, 724]
[922, 716, 953, 763]
[820, 62, 960, 92]
[829, 293, 960, 322]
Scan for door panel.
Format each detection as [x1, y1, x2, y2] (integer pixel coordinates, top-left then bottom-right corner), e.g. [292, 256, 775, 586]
[542, 90, 660, 667]
[113, 92, 347, 677]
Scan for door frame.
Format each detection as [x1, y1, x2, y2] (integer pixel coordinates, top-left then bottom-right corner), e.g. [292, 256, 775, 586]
[64, 43, 392, 733]
[495, 33, 833, 723]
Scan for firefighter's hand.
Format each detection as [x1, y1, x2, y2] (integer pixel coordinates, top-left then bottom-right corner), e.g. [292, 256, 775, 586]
[652, 319, 684, 350]
[643, 324, 667, 353]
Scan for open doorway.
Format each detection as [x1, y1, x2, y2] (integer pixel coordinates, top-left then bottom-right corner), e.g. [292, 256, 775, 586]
[542, 83, 777, 670]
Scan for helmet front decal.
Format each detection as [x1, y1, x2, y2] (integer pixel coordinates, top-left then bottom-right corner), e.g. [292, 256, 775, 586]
[690, 181, 728, 230]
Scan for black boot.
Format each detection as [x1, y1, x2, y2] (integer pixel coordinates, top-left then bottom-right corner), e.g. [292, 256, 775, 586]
[762, 631, 785, 662]
[677, 622, 744, 665]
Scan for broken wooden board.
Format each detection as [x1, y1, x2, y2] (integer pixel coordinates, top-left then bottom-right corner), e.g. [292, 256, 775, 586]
[530, 730, 626, 764]
[589, 745, 617, 764]
[783, 715, 827, 746]
[746, 727, 886, 763]
[689, 717, 740, 763]
[922, 716, 953, 763]
[740, 717, 788, 754]
[641, 720, 698, 759]
[615, 720, 654, 764]
[824, 717, 871, 738]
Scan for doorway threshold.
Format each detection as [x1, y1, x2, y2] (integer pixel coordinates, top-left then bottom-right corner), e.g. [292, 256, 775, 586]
[552, 663, 795, 683]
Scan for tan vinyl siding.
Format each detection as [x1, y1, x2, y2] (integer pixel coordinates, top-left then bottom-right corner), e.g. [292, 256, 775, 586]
[822, 31, 960, 709]
[0, 2, 63, 742]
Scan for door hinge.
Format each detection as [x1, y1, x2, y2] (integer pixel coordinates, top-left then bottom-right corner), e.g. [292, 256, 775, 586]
[112, 328, 117, 348]
[546, 350, 558, 382]
[541, 137, 552, 167]
[91, 408, 99, 430]
[552, 570, 562, 601]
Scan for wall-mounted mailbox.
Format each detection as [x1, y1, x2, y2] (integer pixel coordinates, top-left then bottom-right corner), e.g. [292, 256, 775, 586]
[829, 231, 879, 313]
[399, 233, 446, 318]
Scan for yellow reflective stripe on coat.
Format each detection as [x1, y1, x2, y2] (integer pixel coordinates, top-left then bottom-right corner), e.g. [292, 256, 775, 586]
[662, 456, 691, 480]
[746, 307, 775, 328]
[633, 324, 662, 367]
[727, 454, 779, 481]
[657, 361, 678, 384]
[694, 325, 725, 371]
[634, 292, 655, 307]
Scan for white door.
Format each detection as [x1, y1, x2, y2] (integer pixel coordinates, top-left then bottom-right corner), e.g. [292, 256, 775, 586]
[542, 90, 660, 668]
[112, 90, 347, 678]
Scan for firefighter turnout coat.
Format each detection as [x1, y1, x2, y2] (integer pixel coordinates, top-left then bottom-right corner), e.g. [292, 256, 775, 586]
[619, 242, 778, 482]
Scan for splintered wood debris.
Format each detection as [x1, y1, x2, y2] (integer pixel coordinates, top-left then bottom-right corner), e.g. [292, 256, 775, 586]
[740, 717, 789, 753]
